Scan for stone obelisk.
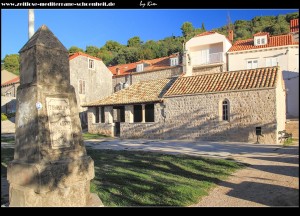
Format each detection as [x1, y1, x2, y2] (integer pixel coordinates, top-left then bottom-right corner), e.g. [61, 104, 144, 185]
[7, 25, 103, 207]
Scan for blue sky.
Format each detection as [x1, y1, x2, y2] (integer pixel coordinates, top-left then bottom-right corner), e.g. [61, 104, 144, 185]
[1, 9, 298, 59]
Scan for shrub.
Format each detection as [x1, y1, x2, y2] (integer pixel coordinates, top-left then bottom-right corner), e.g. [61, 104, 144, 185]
[1, 113, 8, 121]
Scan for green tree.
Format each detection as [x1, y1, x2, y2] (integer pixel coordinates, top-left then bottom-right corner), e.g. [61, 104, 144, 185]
[181, 22, 194, 39]
[85, 46, 100, 58]
[68, 46, 84, 53]
[127, 36, 143, 47]
[103, 40, 124, 52]
[3, 54, 20, 75]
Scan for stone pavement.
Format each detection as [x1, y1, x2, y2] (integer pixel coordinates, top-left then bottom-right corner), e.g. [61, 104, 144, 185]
[1, 137, 299, 207]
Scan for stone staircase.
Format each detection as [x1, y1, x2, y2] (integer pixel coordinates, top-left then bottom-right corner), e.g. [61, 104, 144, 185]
[285, 119, 299, 139]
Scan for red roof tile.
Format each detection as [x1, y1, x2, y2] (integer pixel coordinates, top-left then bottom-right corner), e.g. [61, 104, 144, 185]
[228, 34, 298, 52]
[195, 31, 216, 37]
[253, 32, 270, 36]
[290, 19, 299, 33]
[108, 56, 178, 76]
[164, 67, 279, 96]
[1, 77, 20, 86]
[69, 52, 102, 61]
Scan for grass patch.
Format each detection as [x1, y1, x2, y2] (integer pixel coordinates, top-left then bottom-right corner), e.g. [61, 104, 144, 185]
[87, 149, 244, 206]
[1, 147, 244, 206]
[1, 113, 8, 121]
[283, 137, 296, 146]
[82, 132, 109, 140]
[1, 136, 15, 143]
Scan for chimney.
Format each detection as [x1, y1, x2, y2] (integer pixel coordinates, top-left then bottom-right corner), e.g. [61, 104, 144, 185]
[228, 30, 234, 43]
[290, 19, 299, 33]
[116, 68, 120, 75]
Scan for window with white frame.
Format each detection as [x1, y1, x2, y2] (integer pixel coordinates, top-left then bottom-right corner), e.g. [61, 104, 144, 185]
[79, 79, 86, 94]
[246, 59, 258, 69]
[257, 38, 261, 45]
[266, 57, 278, 67]
[170, 57, 179, 66]
[136, 63, 144, 72]
[88, 59, 95, 69]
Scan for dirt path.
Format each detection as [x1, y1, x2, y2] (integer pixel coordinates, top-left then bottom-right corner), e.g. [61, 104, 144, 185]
[191, 143, 299, 207]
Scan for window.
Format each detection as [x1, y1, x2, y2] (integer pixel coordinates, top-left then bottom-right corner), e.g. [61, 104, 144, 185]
[100, 107, 105, 123]
[170, 57, 179, 66]
[247, 59, 258, 69]
[222, 100, 229, 121]
[95, 107, 100, 123]
[261, 38, 265, 44]
[134, 105, 142, 122]
[88, 59, 95, 69]
[79, 80, 85, 94]
[145, 104, 154, 122]
[136, 63, 144, 72]
[257, 38, 260, 45]
[266, 57, 278, 67]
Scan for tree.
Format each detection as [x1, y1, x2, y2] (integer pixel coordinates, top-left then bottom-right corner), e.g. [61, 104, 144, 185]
[181, 22, 194, 38]
[103, 40, 124, 52]
[3, 54, 20, 75]
[68, 46, 84, 53]
[127, 36, 143, 47]
[85, 46, 100, 57]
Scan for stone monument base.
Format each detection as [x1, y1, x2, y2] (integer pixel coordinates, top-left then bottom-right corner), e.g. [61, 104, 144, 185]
[8, 156, 104, 207]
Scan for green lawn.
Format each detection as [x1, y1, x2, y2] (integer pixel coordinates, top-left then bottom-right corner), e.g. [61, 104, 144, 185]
[82, 133, 109, 140]
[1, 147, 244, 206]
[87, 149, 244, 206]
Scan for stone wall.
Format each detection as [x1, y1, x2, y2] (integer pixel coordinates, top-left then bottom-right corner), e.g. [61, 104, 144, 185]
[70, 56, 112, 113]
[164, 89, 278, 144]
[112, 66, 182, 92]
[192, 63, 224, 76]
[1, 82, 20, 97]
[87, 107, 114, 136]
[120, 103, 164, 139]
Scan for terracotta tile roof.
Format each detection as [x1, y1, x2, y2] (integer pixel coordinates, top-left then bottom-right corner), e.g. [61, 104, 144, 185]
[290, 19, 299, 33]
[195, 31, 216, 37]
[164, 67, 279, 97]
[108, 56, 178, 76]
[253, 32, 269, 36]
[69, 52, 101, 61]
[229, 34, 298, 52]
[83, 78, 176, 107]
[1, 77, 20, 86]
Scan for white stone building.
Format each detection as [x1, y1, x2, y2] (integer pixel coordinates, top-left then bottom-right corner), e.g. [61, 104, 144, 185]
[183, 31, 232, 76]
[227, 23, 299, 118]
[84, 66, 286, 144]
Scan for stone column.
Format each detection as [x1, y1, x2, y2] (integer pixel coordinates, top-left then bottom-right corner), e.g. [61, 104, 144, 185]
[142, 104, 145, 123]
[7, 25, 103, 207]
[125, 105, 133, 123]
[104, 106, 113, 123]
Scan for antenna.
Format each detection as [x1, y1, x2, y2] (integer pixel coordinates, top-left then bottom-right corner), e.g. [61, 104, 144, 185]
[227, 11, 233, 31]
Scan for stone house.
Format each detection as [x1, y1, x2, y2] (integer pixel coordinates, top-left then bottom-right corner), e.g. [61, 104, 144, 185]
[183, 31, 232, 76]
[84, 66, 286, 144]
[227, 19, 299, 118]
[69, 52, 113, 127]
[1, 76, 20, 97]
[1, 76, 19, 114]
[109, 53, 183, 92]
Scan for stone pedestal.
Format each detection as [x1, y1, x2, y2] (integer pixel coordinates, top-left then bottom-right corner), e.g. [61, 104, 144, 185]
[7, 25, 103, 207]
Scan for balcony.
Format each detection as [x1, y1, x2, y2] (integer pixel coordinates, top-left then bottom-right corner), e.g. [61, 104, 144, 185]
[192, 52, 224, 66]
